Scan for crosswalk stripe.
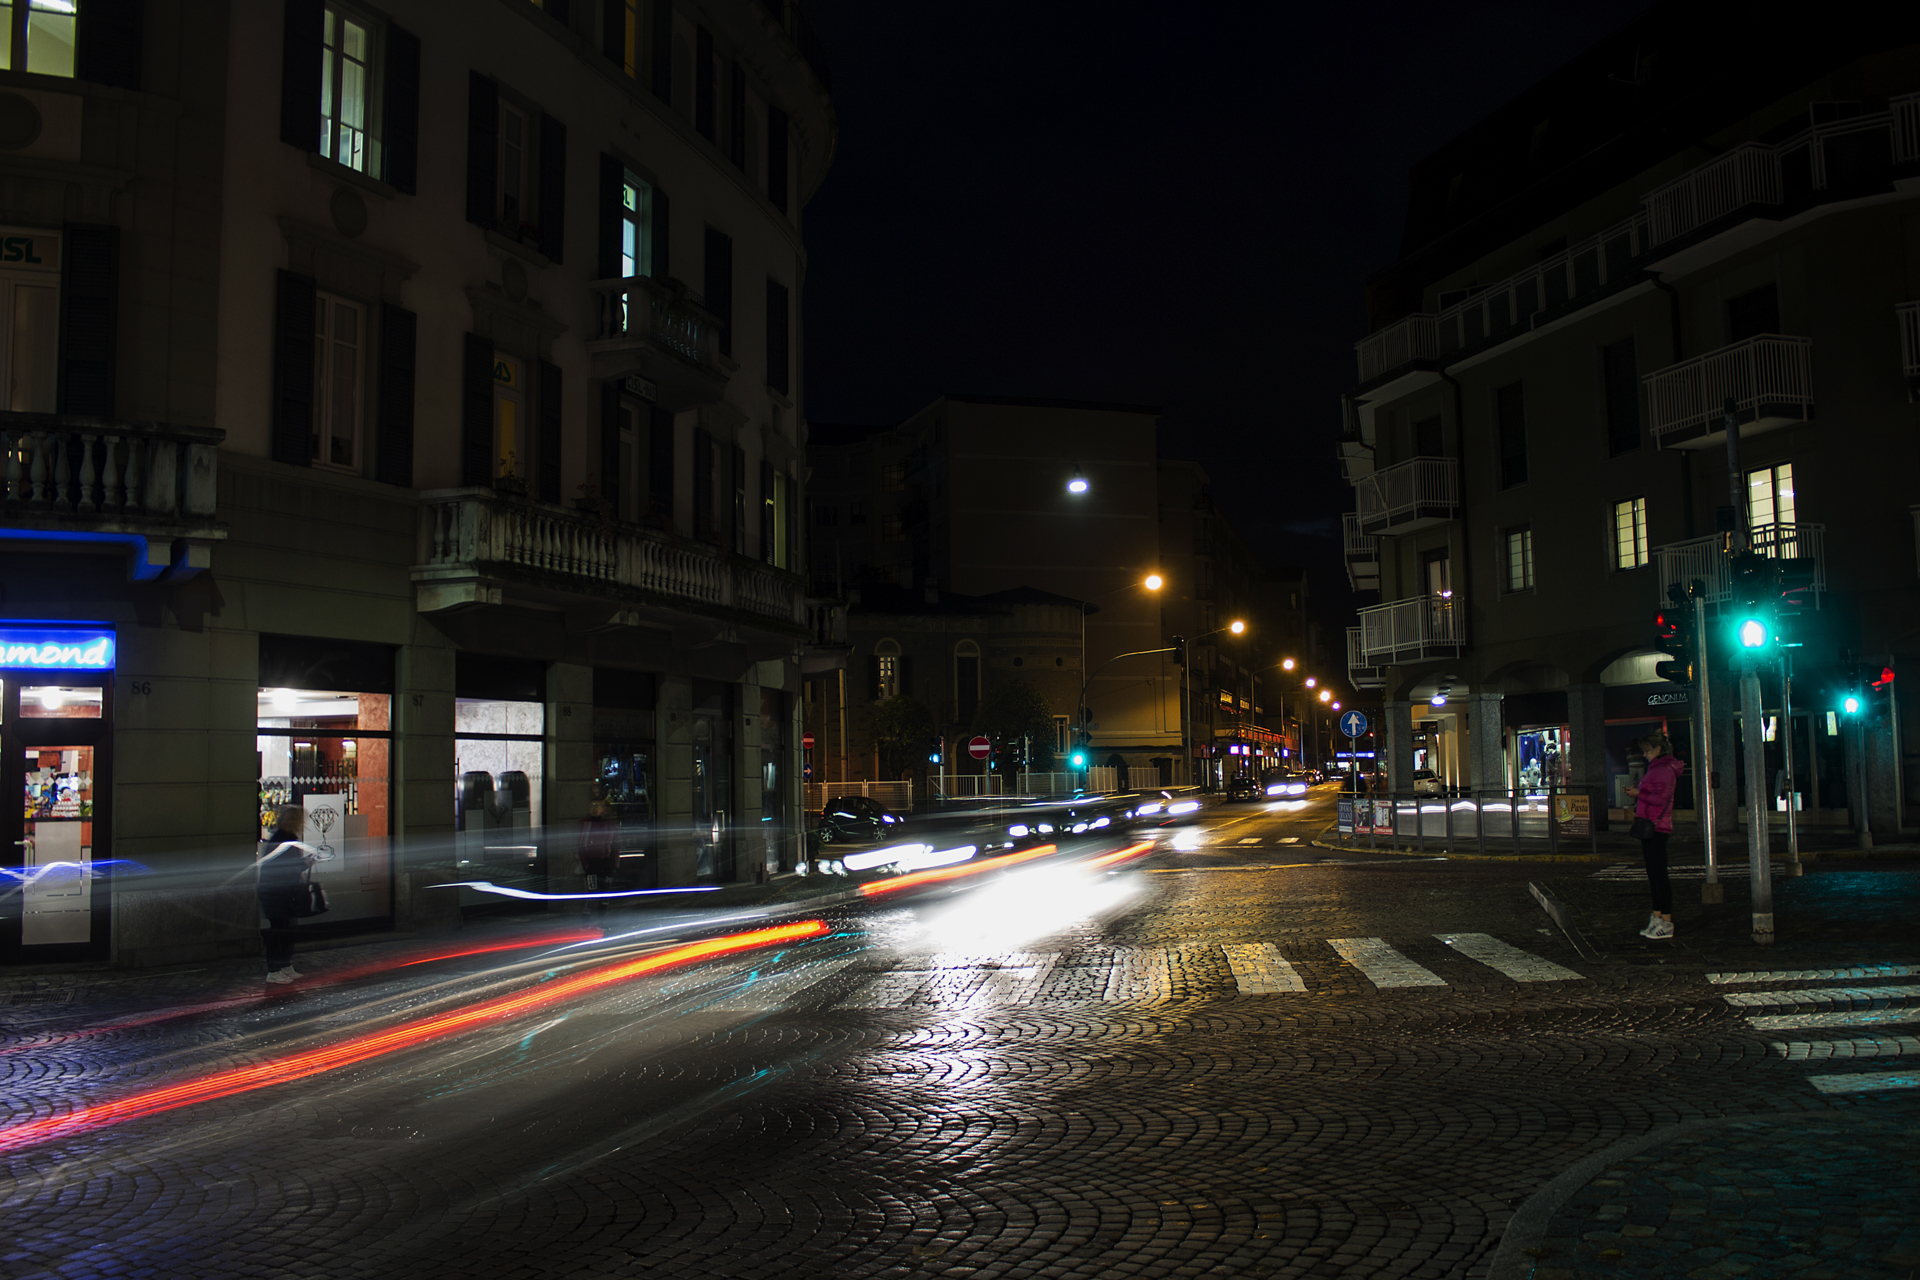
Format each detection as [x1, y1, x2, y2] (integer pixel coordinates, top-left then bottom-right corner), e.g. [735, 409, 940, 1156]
[1327, 937, 1447, 988]
[1434, 933, 1582, 982]
[1722, 983, 1920, 1009]
[703, 956, 862, 1011]
[1221, 943, 1306, 994]
[1806, 1069, 1920, 1094]
[1748, 1007, 1920, 1032]
[1708, 964, 1920, 985]
[1770, 1035, 1920, 1061]
[1103, 948, 1175, 1002]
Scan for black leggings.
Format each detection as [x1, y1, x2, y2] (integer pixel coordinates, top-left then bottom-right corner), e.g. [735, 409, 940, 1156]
[1640, 833, 1673, 914]
[262, 914, 297, 968]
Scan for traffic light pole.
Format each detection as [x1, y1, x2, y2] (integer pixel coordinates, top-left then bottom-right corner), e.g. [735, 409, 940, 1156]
[1781, 652, 1801, 875]
[1693, 593, 1722, 904]
[1741, 667, 1775, 945]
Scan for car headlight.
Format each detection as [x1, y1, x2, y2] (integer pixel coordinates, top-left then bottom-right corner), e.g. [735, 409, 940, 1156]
[1288, 783, 1307, 795]
[1092, 816, 1110, 828]
[1266, 784, 1284, 796]
[1009, 824, 1030, 837]
[1037, 822, 1054, 834]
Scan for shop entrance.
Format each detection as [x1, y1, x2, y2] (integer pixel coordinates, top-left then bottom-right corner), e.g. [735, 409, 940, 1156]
[2, 673, 112, 963]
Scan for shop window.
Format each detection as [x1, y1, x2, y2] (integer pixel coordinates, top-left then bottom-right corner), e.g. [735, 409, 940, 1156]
[1612, 496, 1648, 570]
[0, 226, 59, 413]
[455, 695, 545, 885]
[691, 679, 734, 880]
[256, 685, 392, 923]
[593, 667, 656, 889]
[312, 291, 364, 470]
[18, 685, 103, 719]
[758, 688, 788, 876]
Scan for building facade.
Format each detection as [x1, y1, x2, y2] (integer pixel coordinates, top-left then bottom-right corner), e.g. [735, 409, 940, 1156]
[1342, 6, 1920, 835]
[1, 0, 832, 966]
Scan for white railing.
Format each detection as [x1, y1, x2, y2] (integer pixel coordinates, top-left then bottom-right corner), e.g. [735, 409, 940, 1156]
[1642, 142, 1781, 247]
[1642, 334, 1812, 440]
[1899, 302, 1920, 379]
[1355, 314, 1439, 383]
[1343, 513, 1380, 592]
[807, 781, 917, 815]
[1356, 593, 1463, 662]
[1347, 626, 1385, 688]
[1654, 523, 1826, 606]
[1435, 211, 1650, 353]
[589, 275, 721, 369]
[1895, 93, 1920, 163]
[419, 489, 802, 624]
[1, 416, 220, 523]
[1777, 110, 1896, 192]
[1356, 457, 1458, 529]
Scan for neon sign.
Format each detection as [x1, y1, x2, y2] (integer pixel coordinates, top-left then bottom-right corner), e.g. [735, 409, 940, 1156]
[0, 629, 116, 670]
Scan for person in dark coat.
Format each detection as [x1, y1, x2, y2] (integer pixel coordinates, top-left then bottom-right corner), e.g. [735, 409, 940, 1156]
[258, 804, 313, 983]
[1625, 733, 1685, 940]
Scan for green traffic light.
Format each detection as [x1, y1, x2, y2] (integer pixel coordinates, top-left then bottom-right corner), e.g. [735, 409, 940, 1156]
[1070, 752, 1087, 769]
[1737, 617, 1770, 649]
[1843, 695, 1861, 715]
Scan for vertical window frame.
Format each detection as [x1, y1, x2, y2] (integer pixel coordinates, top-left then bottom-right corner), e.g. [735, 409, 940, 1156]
[320, 2, 381, 176]
[1611, 496, 1648, 570]
[1505, 526, 1535, 593]
[311, 288, 367, 472]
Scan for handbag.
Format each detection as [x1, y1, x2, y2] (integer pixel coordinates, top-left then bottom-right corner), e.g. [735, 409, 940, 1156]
[1628, 815, 1655, 839]
[293, 879, 330, 918]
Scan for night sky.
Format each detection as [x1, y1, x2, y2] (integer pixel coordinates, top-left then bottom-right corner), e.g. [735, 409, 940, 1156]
[799, 1, 1649, 665]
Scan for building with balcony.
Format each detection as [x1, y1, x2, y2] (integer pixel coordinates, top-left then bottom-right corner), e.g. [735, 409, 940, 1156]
[1338, 2, 1920, 833]
[0, 0, 832, 967]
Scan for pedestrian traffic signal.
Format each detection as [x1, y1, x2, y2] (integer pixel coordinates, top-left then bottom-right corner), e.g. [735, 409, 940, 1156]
[1069, 749, 1088, 769]
[1730, 554, 1777, 659]
[1653, 587, 1695, 686]
[1838, 650, 1864, 715]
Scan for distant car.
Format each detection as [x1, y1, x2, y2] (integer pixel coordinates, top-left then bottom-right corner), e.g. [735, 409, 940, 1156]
[1412, 769, 1444, 797]
[816, 796, 904, 844]
[1226, 775, 1263, 802]
[1263, 772, 1311, 798]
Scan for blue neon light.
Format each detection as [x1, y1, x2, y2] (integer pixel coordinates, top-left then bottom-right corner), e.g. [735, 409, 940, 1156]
[0, 628, 116, 670]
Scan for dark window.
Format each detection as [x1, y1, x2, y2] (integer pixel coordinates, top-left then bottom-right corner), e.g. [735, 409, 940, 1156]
[1601, 338, 1640, 456]
[376, 302, 416, 486]
[693, 426, 715, 542]
[76, 0, 145, 90]
[814, 504, 838, 527]
[727, 61, 746, 169]
[732, 443, 747, 553]
[765, 279, 790, 395]
[704, 227, 733, 356]
[849, 500, 866, 525]
[1414, 415, 1443, 457]
[694, 25, 715, 139]
[271, 269, 316, 466]
[59, 224, 119, 419]
[1726, 283, 1780, 342]
[767, 104, 788, 213]
[647, 406, 674, 527]
[649, 0, 672, 102]
[1495, 381, 1527, 488]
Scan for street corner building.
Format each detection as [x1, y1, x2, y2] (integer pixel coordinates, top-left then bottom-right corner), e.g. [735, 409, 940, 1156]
[1339, 3, 1920, 840]
[0, 0, 834, 967]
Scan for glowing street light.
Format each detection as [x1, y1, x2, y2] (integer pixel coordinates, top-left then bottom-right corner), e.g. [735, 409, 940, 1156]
[1318, 688, 1332, 703]
[1304, 676, 1316, 689]
[1067, 465, 1089, 495]
[1282, 657, 1296, 671]
[1228, 619, 1246, 635]
[1144, 573, 1164, 591]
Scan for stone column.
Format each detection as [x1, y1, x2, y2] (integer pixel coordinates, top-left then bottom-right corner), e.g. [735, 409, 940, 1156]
[1469, 692, 1507, 797]
[1385, 700, 1416, 793]
[546, 662, 593, 897]
[396, 640, 458, 931]
[657, 675, 694, 884]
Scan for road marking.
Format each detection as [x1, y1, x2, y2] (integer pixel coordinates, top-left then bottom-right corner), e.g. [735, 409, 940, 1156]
[1221, 943, 1305, 994]
[1722, 983, 1920, 1009]
[1806, 1069, 1920, 1094]
[1770, 1035, 1920, 1061]
[1746, 1007, 1920, 1032]
[1238, 837, 1263, 844]
[1104, 948, 1175, 1002]
[1278, 836, 1301, 844]
[703, 956, 863, 1011]
[1434, 933, 1582, 982]
[1707, 965, 1920, 985]
[1327, 937, 1447, 988]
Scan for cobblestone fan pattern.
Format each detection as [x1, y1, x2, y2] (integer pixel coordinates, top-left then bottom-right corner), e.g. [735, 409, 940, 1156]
[0, 854, 1915, 1280]
[1519, 1113, 1920, 1280]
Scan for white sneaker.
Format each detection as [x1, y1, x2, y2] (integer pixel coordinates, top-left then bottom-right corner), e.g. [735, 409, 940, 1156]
[1646, 918, 1675, 940]
[1639, 913, 1663, 938]
[265, 966, 301, 984]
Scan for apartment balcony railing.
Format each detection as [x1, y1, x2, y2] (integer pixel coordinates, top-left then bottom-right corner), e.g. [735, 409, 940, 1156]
[1343, 513, 1380, 593]
[0, 413, 225, 579]
[1642, 334, 1812, 447]
[1899, 302, 1920, 398]
[1642, 143, 1782, 248]
[587, 275, 730, 412]
[1355, 314, 1439, 384]
[1355, 457, 1458, 536]
[1436, 212, 1650, 354]
[1356, 593, 1464, 664]
[413, 488, 804, 628]
[1654, 523, 1826, 608]
[1347, 626, 1385, 691]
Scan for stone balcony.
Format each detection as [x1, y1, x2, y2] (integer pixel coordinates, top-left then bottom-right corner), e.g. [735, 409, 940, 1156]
[586, 275, 731, 413]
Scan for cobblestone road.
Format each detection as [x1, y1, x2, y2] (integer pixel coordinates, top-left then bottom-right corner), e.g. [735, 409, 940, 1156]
[2, 793, 1915, 1279]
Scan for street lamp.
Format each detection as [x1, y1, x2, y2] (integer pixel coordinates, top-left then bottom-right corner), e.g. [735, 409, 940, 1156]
[1067, 464, 1089, 495]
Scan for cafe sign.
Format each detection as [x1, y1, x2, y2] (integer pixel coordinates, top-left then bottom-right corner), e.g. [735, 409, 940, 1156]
[0, 628, 116, 670]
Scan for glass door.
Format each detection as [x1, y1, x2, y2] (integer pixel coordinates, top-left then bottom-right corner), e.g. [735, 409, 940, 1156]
[3, 677, 112, 962]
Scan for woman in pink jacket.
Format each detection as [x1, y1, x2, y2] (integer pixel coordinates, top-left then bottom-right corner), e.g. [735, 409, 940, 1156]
[1624, 733, 1685, 939]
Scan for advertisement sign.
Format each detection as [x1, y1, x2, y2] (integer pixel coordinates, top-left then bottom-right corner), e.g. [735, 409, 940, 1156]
[1554, 793, 1591, 837]
[1338, 798, 1354, 834]
[0, 628, 116, 670]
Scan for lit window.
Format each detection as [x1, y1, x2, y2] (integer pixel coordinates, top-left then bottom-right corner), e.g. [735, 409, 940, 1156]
[1612, 497, 1647, 570]
[1506, 527, 1534, 592]
[1747, 463, 1795, 531]
[620, 171, 654, 278]
[4, 0, 79, 78]
[492, 354, 524, 484]
[0, 228, 60, 413]
[321, 7, 376, 174]
[500, 102, 529, 230]
[311, 292, 365, 469]
[877, 654, 897, 699]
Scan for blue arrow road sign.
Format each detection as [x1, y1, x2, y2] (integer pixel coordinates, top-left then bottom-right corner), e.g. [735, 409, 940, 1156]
[1340, 710, 1370, 738]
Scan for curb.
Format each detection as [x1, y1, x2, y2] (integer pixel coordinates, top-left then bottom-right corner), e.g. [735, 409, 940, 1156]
[1309, 839, 1615, 864]
[1482, 1108, 1920, 1280]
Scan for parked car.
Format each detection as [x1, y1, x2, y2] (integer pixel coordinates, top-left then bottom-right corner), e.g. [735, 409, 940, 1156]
[816, 795, 905, 844]
[1225, 774, 1263, 802]
[1412, 769, 1444, 797]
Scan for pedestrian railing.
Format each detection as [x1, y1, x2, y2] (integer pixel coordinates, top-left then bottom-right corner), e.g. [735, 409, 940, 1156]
[805, 781, 916, 814]
[1333, 786, 1604, 856]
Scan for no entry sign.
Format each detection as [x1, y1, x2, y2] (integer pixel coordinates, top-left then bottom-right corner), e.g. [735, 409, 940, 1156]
[968, 736, 991, 760]
[801, 732, 815, 750]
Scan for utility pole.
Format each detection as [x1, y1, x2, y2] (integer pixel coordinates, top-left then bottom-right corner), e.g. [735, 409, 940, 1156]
[1781, 651, 1801, 874]
[1693, 589, 1722, 903]
[1726, 396, 1774, 944]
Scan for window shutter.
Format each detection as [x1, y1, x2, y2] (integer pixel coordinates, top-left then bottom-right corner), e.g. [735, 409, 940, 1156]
[759, 457, 774, 561]
[899, 655, 914, 699]
[57, 224, 119, 419]
[765, 280, 789, 395]
[694, 26, 715, 139]
[598, 153, 623, 279]
[279, 0, 324, 152]
[650, 0, 673, 102]
[270, 269, 316, 466]
[466, 73, 499, 227]
[652, 186, 670, 279]
[382, 24, 421, 195]
[537, 359, 563, 503]
[537, 114, 567, 263]
[376, 303, 416, 487]
[600, 382, 623, 512]
[867, 655, 881, 703]
[767, 105, 789, 213]
[462, 333, 494, 487]
[732, 443, 747, 553]
[546, 0, 571, 22]
[727, 62, 746, 169]
[704, 227, 732, 356]
[692, 425, 713, 540]
[75, 0, 143, 90]
[603, 0, 627, 72]
[648, 407, 674, 523]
